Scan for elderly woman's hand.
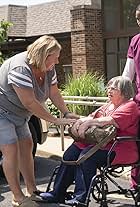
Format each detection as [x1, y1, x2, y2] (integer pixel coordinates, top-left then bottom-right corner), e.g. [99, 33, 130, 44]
[71, 116, 93, 138]
[77, 120, 92, 138]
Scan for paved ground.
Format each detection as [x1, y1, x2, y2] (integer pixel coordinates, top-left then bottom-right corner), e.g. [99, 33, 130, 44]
[37, 129, 73, 157]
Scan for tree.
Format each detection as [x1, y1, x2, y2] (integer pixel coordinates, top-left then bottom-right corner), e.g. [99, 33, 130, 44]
[0, 20, 13, 65]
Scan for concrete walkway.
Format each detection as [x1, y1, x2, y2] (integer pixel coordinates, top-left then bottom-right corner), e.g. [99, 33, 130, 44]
[37, 128, 73, 158]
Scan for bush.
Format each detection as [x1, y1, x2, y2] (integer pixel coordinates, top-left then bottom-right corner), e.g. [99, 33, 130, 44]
[47, 101, 60, 118]
[62, 72, 106, 116]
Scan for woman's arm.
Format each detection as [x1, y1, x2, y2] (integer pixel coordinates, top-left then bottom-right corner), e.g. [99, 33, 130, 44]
[12, 85, 76, 125]
[49, 84, 69, 115]
[122, 58, 135, 81]
[77, 116, 119, 138]
[49, 84, 80, 119]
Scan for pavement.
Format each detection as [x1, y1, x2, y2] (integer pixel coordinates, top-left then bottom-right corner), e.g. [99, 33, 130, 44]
[36, 126, 131, 181]
[36, 127, 73, 158]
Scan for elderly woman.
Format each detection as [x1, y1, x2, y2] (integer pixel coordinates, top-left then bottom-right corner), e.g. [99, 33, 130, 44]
[40, 76, 139, 205]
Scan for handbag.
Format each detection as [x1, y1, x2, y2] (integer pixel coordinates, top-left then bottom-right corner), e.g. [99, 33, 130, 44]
[68, 124, 117, 145]
[62, 125, 117, 165]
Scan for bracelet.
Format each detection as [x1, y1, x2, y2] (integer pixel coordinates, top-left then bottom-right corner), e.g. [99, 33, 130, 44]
[63, 111, 72, 118]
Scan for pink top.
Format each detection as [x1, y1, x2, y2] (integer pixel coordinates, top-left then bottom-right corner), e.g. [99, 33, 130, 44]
[75, 100, 139, 165]
[127, 34, 140, 109]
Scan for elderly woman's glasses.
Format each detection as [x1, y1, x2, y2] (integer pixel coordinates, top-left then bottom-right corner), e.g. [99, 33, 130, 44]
[106, 86, 118, 91]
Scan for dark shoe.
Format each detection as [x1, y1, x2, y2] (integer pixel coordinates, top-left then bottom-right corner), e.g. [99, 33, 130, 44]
[40, 192, 58, 203]
[65, 198, 86, 206]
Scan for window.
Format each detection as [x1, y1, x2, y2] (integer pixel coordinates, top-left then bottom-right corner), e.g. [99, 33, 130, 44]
[103, 0, 139, 34]
[63, 64, 72, 83]
[119, 56, 127, 74]
[106, 39, 117, 53]
[102, 0, 139, 79]
[105, 38, 128, 79]
[103, 0, 119, 33]
[106, 54, 118, 80]
[119, 37, 129, 51]
[121, 0, 140, 29]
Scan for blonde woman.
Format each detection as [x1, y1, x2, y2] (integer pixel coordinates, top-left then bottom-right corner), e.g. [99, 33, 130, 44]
[0, 35, 78, 207]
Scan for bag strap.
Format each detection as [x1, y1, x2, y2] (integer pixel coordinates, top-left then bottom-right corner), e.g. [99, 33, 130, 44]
[62, 132, 115, 165]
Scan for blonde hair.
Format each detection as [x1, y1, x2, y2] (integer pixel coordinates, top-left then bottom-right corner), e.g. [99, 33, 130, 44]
[27, 35, 61, 71]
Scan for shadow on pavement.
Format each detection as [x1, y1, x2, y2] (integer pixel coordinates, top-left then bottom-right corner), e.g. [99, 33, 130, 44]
[0, 155, 61, 205]
[34, 155, 61, 186]
[0, 180, 9, 202]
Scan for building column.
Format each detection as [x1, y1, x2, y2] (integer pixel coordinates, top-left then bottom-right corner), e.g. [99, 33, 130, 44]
[70, 5, 104, 77]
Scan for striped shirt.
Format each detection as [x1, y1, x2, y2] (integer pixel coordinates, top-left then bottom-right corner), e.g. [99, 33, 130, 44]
[0, 51, 57, 118]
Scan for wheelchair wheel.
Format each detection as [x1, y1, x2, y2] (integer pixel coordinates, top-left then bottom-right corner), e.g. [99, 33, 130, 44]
[65, 191, 74, 200]
[91, 175, 108, 202]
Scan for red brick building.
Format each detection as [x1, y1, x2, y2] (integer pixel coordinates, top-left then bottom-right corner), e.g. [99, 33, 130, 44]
[0, 0, 139, 84]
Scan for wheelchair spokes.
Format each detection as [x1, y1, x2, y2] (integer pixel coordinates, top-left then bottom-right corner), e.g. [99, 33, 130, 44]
[91, 175, 108, 202]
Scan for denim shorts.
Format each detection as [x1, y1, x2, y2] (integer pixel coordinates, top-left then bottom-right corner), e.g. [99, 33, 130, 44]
[0, 108, 32, 145]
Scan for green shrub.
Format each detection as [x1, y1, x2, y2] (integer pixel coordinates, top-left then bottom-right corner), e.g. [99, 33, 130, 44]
[47, 101, 60, 118]
[62, 72, 107, 116]
[0, 20, 13, 65]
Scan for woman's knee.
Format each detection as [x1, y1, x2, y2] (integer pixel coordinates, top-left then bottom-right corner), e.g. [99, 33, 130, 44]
[63, 144, 81, 161]
[0, 143, 19, 163]
[18, 137, 33, 155]
[19, 137, 33, 145]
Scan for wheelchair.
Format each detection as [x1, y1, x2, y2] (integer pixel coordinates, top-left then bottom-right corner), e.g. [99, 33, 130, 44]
[45, 137, 140, 207]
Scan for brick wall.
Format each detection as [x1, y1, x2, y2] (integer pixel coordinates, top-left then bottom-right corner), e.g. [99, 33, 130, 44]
[71, 5, 104, 77]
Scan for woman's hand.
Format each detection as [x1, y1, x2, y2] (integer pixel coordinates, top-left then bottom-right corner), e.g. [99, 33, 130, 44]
[54, 118, 77, 126]
[64, 112, 80, 119]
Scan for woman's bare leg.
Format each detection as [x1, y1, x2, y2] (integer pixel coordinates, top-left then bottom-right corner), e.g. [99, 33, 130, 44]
[0, 143, 25, 202]
[18, 137, 37, 195]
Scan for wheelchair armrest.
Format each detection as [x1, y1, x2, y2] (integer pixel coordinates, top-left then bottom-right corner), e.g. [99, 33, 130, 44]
[115, 136, 139, 142]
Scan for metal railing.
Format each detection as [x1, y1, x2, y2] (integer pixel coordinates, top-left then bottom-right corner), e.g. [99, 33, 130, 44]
[59, 96, 108, 150]
[47, 96, 108, 150]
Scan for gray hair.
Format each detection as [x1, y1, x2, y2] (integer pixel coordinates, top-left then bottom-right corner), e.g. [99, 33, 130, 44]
[27, 35, 61, 71]
[107, 76, 134, 100]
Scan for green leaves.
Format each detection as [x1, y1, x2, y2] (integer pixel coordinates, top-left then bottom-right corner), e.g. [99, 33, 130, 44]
[0, 20, 13, 65]
[62, 72, 107, 115]
[0, 20, 12, 43]
[47, 102, 60, 118]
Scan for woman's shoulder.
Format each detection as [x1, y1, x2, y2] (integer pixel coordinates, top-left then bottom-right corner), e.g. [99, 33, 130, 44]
[123, 100, 138, 110]
[130, 34, 140, 45]
[126, 100, 137, 105]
